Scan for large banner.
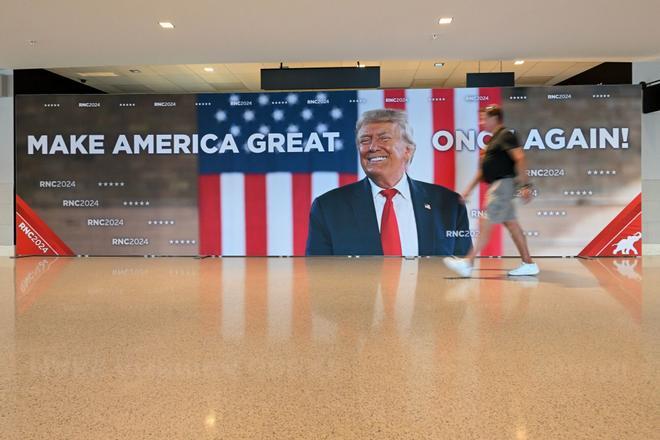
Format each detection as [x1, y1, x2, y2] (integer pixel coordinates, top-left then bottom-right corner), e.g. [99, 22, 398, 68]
[15, 85, 641, 257]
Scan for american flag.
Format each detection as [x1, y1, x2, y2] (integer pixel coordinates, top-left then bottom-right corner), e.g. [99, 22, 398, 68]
[197, 88, 505, 256]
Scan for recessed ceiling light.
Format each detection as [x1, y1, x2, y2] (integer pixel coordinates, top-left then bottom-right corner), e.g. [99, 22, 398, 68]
[77, 72, 118, 77]
[514, 60, 525, 65]
[438, 17, 453, 25]
[203, 67, 214, 72]
[159, 22, 175, 29]
[434, 62, 445, 68]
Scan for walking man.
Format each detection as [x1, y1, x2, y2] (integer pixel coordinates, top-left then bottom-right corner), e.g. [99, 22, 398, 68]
[444, 105, 539, 277]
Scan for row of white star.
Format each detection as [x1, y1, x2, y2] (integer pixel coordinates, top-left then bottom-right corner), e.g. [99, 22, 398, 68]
[215, 107, 343, 124]
[98, 182, 125, 187]
[123, 201, 150, 206]
[537, 211, 567, 216]
[46, 103, 139, 107]
[169, 240, 196, 245]
[587, 170, 616, 175]
[564, 190, 593, 196]
[147, 220, 175, 225]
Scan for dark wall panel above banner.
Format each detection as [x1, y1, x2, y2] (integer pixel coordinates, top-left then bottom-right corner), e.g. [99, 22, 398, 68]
[466, 72, 515, 87]
[14, 69, 106, 95]
[261, 67, 380, 90]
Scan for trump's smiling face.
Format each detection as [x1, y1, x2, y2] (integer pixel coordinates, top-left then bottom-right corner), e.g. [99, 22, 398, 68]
[357, 122, 412, 189]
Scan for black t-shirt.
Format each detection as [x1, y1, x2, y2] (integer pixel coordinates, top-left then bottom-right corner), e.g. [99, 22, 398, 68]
[481, 127, 520, 184]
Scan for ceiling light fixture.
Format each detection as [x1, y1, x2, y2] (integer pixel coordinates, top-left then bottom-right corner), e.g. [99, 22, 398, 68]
[434, 62, 445, 68]
[438, 17, 453, 25]
[514, 60, 525, 65]
[77, 72, 118, 78]
[159, 22, 175, 29]
[203, 67, 214, 72]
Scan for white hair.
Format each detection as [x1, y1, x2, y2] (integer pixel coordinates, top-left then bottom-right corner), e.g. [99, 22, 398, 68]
[355, 109, 416, 163]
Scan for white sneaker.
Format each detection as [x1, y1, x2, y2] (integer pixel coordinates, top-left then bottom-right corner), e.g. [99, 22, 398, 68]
[443, 257, 473, 278]
[507, 262, 540, 276]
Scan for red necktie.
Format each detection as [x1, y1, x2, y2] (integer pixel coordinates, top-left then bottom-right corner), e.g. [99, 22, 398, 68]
[380, 189, 402, 256]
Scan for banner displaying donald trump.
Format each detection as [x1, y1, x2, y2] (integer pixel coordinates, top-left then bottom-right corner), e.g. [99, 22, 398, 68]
[15, 84, 641, 257]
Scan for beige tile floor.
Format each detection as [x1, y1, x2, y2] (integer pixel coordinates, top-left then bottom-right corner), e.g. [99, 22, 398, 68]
[0, 256, 658, 439]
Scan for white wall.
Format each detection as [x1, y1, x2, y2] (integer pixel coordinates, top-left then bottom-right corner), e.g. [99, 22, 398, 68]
[0, 69, 13, 256]
[633, 59, 660, 254]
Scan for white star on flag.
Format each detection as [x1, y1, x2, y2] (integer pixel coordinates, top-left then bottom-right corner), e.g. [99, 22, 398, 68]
[301, 108, 313, 120]
[215, 110, 227, 122]
[330, 107, 343, 120]
[272, 109, 284, 121]
[258, 94, 270, 106]
[316, 123, 328, 133]
[259, 125, 270, 134]
[243, 110, 255, 122]
[287, 93, 299, 105]
[287, 124, 299, 133]
[230, 125, 241, 137]
[229, 94, 240, 103]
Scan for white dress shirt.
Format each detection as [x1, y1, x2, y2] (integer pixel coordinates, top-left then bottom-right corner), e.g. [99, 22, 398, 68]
[368, 176, 419, 256]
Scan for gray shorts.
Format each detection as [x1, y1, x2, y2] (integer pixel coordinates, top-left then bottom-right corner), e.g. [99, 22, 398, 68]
[485, 177, 517, 224]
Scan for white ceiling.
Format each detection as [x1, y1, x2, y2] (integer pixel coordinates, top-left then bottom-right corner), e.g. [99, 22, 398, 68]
[1, 0, 659, 70]
[50, 60, 601, 93]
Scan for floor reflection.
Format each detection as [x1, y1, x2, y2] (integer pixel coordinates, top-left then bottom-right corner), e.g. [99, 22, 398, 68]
[2, 256, 656, 439]
[11, 256, 647, 342]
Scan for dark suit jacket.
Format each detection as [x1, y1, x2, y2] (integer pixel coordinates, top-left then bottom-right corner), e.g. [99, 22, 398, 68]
[305, 176, 472, 256]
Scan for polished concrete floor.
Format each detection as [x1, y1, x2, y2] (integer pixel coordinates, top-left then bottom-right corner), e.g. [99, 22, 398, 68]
[0, 256, 658, 439]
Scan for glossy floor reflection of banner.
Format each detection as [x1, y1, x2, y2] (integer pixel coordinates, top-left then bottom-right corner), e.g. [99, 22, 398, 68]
[6, 257, 654, 438]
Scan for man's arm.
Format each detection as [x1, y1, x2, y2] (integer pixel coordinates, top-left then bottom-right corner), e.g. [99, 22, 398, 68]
[305, 198, 333, 255]
[508, 147, 532, 202]
[461, 170, 482, 201]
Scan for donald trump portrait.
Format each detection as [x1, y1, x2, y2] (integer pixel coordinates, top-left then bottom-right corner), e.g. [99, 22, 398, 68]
[306, 109, 472, 256]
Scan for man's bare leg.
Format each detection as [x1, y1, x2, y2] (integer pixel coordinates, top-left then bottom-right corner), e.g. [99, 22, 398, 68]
[503, 220, 533, 264]
[465, 218, 493, 265]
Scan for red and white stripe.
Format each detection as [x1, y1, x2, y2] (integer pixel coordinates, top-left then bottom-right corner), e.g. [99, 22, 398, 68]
[199, 170, 358, 256]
